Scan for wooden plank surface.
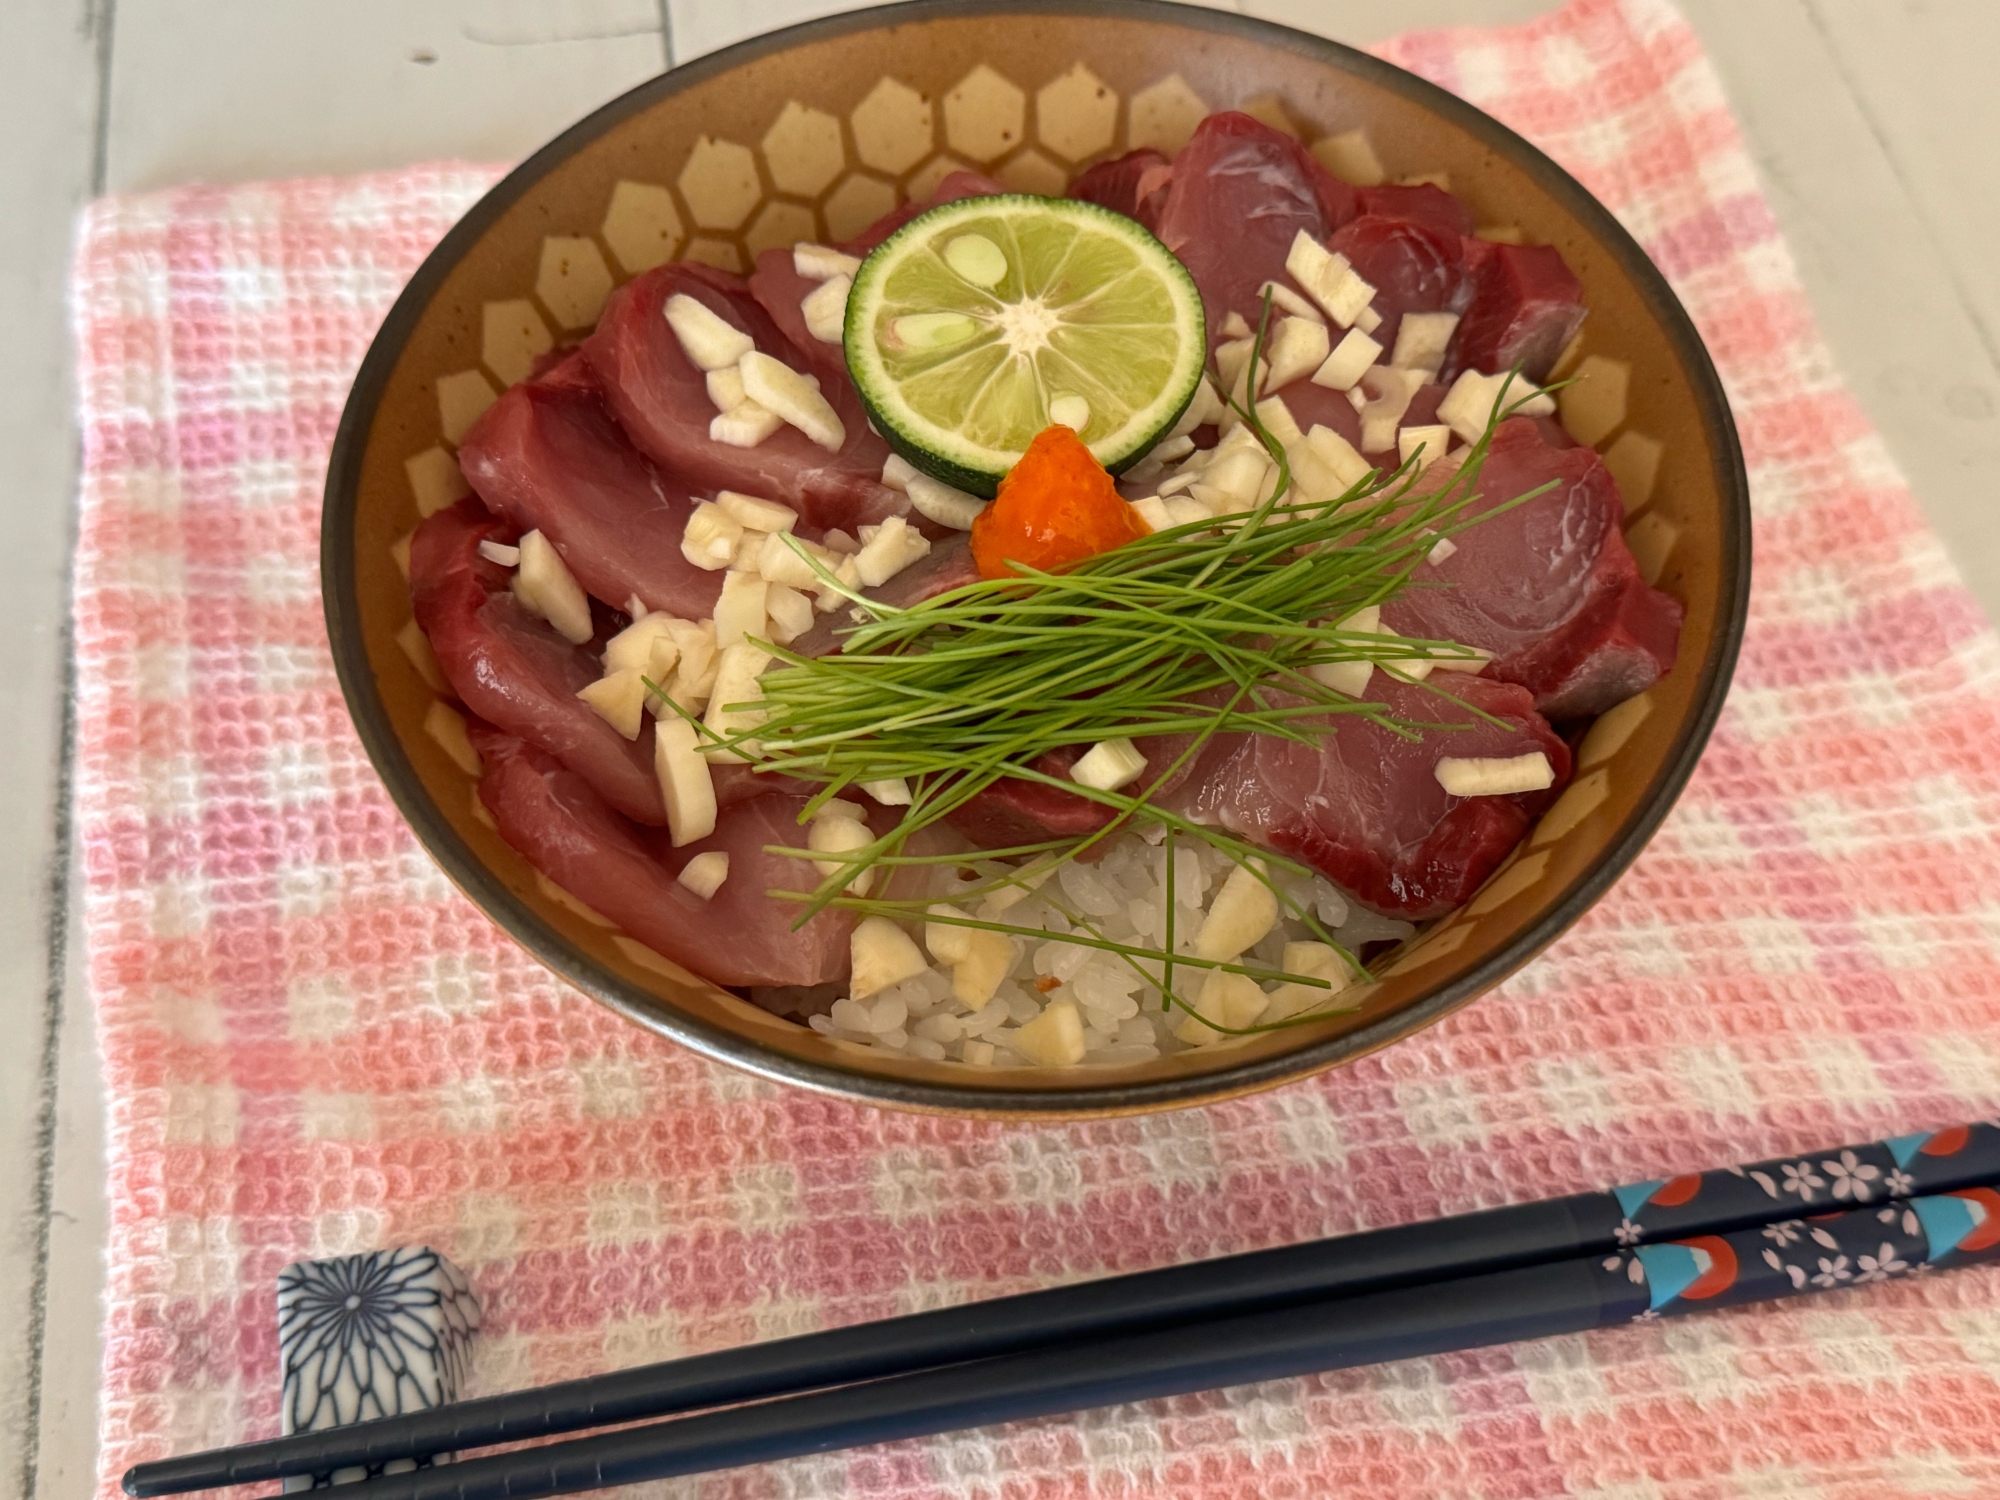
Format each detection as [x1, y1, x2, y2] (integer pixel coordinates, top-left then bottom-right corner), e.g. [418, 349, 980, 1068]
[0, 2, 109, 1495]
[7, 2, 1998, 1493]
[100, 0, 668, 191]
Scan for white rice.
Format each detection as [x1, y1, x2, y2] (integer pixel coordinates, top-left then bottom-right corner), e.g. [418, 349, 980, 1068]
[802, 831, 1414, 1068]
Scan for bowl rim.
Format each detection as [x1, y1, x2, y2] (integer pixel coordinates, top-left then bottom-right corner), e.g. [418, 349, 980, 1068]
[322, 0, 1751, 1118]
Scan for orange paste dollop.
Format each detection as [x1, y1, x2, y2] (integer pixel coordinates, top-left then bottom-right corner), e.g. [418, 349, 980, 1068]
[970, 426, 1152, 580]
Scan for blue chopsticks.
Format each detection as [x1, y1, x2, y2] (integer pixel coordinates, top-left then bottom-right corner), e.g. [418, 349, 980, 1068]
[124, 1120, 2000, 1497]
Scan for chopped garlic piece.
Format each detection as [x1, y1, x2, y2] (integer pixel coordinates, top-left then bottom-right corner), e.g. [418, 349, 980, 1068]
[643, 639, 681, 706]
[1283, 439, 1346, 505]
[1048, 393, 1090, 431]
[1435, 752, 1555, 797]
[1357, 305, 1382, 335]
[758, 531, 838, 589]
[677, 851, 730, 899]
[1190, 446, 1271, 515]
[1263, 317, 1331, 392]
[763, 582, 814, 643]
[880, 453, 920, 491]
[905, 472, 985, 531]
[1357, 367, 1426, 454]
[577, 667, 648, 740]
[1438, 369, 1554, 445]
[1262, 942, 1352, 1023]
[654, 716, 717, 846]
[1284, 230, 1375, 327]
[809, 812, 875, 893]
[815, 555, 863, 613]
[713, 568, 769, 650]
[1070, 737, 1146, 793]
[943, 232, 1007, 286]
[477, 539, 520, 568]
[1390, 310, 1460, 376]
[710, 400, 784, 448]
[925, 905, 974, 964]
[1167, 378, 1224, 439]
[854, 514, 930, 587]
[701, 642, 771, 762]
[1253, 393, 1303, 449]
[1428, 643, 1491, 673]
[680, 502, 742, 571]
[1214, 337, 1259, 403]
[1256, 279, 1325, 324]
[716, 490, 797, 533]
[664, 293, 753, 370]
[1195, 860, 1278, 963]
[1311, 326, 1382, 392]
[1219, 355, 1268, 432]
[1428, 535, 1459, 566]
[1308, 603, 1381, 699]
[1130, 495, 1172, 532]
[739, 351, 845, 451]
[1014, 998, 1087, 1067]
[1173, 970, 1266, 1047]
[706, 365, 747, 412]
[952, 929, 1014, 1006]
[1398, 424, 1452, 471]
[1306, 424, 1371, 491]
[849, 917, 927, 1000]
[1221, 310, 1253, 341]
[513, 530, 593, 644]
[800, 273, 851, 343]
[661, 617, 716, 700]
[862, 777, 912, 806]
[793, 243, 861, 281]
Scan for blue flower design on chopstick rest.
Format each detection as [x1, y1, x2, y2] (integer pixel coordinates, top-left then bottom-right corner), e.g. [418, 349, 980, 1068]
[1605, 1120, 2000, 1245]
[277, 1247, 480, 1490]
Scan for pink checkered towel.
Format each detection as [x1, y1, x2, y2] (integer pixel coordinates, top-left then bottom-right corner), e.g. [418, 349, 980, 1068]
[71, 1, 2000, 1495]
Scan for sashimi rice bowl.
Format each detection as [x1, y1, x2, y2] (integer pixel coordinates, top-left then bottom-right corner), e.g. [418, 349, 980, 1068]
[329, 9, 1745, 1112]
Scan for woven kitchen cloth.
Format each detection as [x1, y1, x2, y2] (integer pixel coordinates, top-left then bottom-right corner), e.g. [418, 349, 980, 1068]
[71, 1, 2000, 1496]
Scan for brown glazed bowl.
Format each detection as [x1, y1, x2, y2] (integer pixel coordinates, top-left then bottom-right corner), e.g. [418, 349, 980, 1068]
[323, 0, 1749, 1117]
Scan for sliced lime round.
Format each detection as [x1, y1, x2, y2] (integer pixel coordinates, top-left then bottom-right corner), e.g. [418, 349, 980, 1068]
[844, 195, 1207, 498]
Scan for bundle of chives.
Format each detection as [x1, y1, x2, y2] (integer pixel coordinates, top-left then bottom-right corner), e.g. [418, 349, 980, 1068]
[659, 316, 1556, 1033]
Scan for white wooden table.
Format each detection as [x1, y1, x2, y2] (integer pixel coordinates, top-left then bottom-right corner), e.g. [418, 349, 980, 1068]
[4, 1, 1995, 1491]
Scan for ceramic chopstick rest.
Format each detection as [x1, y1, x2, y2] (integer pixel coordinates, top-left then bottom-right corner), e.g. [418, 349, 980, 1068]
[276, 1247, 481, 1489]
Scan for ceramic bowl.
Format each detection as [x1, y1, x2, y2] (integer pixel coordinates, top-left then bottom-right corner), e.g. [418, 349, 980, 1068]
[323, 0, 1749, 1116]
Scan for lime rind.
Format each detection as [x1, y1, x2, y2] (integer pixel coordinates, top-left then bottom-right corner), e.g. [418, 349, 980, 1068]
[845, 194, 1207, 497]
